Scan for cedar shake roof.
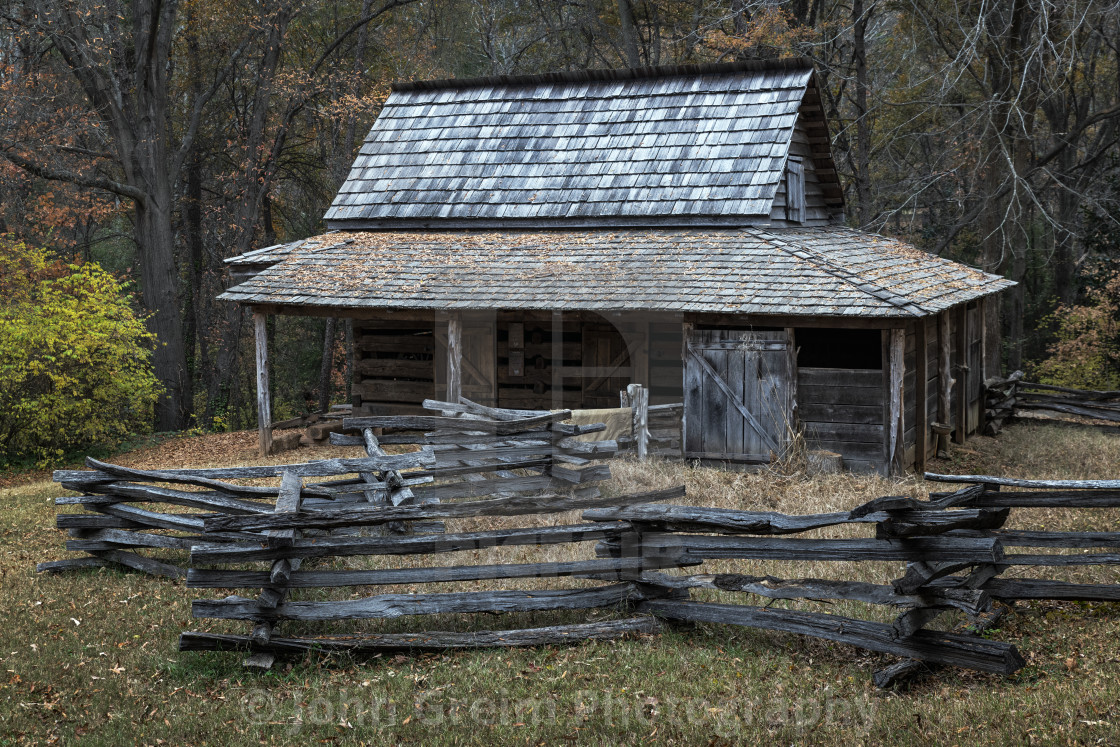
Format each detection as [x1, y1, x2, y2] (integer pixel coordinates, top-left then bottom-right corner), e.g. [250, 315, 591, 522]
[324, 58, 842, 229]
[220, 228, 1012, 317]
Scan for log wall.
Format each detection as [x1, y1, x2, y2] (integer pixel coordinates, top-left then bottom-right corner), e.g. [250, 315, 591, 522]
[352, 318, 436, 415]
[798, 367, 885, 474]
[341, 302, 990, 470]
[354, 312, 675, 413]
[648, 321, 684, 405]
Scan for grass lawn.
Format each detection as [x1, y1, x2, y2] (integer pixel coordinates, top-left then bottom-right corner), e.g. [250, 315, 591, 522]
[2, 422, 1119, 745]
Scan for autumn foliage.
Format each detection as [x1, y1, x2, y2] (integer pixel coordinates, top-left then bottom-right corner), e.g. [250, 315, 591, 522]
[1035, 272, 1120, 390]
[0, 238, 161, 466]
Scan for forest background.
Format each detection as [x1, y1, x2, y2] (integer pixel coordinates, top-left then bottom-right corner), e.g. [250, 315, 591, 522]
[1, 0, 1118, 463]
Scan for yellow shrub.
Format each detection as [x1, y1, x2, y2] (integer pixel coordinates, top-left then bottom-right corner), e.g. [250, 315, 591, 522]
[0, 238, 162, 466]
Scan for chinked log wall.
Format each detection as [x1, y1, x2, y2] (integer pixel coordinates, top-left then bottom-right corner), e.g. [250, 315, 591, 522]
[349, 314, 684, 418]
[316, 302, 992, 476]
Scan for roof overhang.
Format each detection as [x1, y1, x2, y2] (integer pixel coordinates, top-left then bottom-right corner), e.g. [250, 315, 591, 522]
[221, 227, 1013, 319]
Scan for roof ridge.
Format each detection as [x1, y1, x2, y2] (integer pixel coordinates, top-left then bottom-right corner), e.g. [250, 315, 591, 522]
[751, 227, 927, 316]
[391, 57, 813, 93]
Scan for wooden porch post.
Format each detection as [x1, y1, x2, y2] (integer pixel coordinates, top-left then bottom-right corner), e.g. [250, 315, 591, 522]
[937, 311, 952, 456]
[888, 328, 905, 476]
[552, 311, 563, 409]
[955, 305, 968, 444]
[979, 297, 989, 435]
[915, 319, 929, 474]
[785, 327, 798, 434]
[254, 311, 273, 458]
[681, 321, 693, 453]
[446, 312, 462, 404]
[627, 383, 649, 460]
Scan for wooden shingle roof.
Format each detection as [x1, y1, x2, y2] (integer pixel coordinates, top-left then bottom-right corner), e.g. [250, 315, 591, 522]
[221, 228, 1012, 318]
[325, 59, 834, 229]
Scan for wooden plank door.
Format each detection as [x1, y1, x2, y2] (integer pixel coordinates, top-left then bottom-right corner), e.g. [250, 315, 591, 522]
[683, 329, 792, 462]
[581, 322, 632, 408]
[461, 320, 497, 406]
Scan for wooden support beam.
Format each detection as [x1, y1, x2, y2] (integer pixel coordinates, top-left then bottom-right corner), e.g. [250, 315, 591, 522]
[979, 297, 989, 435]
[615, 317, 650, 389]
[552, 311, 563, 409]
[889, 328, 905, 476]
[680, 321, 693, 451]
[628, 383, 649, 460]
[785, 327, 798, 432]
[955, 305, 968, 443]
[253, 312, 272, 458]
[446, 313, 462, 404]
[937, 312, 952, 456]
[915, 320, 929, 473]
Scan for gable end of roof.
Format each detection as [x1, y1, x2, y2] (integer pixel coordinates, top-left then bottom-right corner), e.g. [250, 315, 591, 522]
[325, 59, 836, 229]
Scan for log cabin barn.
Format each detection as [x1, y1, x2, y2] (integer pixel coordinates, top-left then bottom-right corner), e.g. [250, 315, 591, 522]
[221, 58, 1013, 475]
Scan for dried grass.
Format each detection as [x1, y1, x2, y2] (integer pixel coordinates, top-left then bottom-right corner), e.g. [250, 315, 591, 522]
[4, 421, 1120, 743]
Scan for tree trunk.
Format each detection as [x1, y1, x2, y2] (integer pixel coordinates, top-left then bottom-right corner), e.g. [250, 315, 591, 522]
[205, 304, 245, 426]
[851, 0, 873, 227]
[616, 0, 641, 67]
[318, 317, 337, 413]
[134, 187, 189, 431]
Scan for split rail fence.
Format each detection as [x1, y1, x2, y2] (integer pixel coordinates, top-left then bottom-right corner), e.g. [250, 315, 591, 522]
[985, 371, 1120, 435]
[40, 399, 618, 579]
[180, 470, 1120, 685]
[38, 399, 1120, 687]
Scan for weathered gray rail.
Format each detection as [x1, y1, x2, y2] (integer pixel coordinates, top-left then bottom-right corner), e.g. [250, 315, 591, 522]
[39, 408, 1120, 687]
[985, 372, 1120, 434]
[40, 398, 620, 581]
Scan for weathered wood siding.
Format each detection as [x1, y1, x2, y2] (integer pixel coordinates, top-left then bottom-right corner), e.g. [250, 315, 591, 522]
[434, 315, 497, 407]
[967, 302, 983, 433]
[649, 321, 683, 405]
[683, 329, 792, 462]
[496, 313, 599, 410]
[940, 305, 984, 441]
[581, 322, 633, 408]
[903, 325, 918, 467]
[769, 114, 835, 227]
[798, 367, 885, 474]
[923, 316, 939, 461]
[353, 319, 436, 415]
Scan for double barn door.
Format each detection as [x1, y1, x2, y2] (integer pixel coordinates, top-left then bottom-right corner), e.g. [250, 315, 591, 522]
[683, 329, 793, 462]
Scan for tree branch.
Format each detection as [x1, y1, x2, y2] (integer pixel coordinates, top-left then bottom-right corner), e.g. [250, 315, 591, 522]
[308, 0, 422, 78]
[933, 101, 1120, 255]
[171, 38, 250, 181]
[0, 144, 147, 204]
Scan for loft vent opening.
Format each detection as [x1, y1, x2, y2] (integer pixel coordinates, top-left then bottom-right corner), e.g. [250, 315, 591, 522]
[785, 156, 804, 224]
[796, 328, 882, 369]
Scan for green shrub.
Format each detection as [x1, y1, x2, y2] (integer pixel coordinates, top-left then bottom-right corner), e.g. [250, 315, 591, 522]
[0, 237, 161, 466]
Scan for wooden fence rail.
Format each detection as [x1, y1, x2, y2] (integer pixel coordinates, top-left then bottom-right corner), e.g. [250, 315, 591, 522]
[585, 473, 1120, 685]
[985, 372, 1120, 434]
[39, 401, 1120, 688]
[40, 398, 620, 581]
[178, 466, 1120, 686]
